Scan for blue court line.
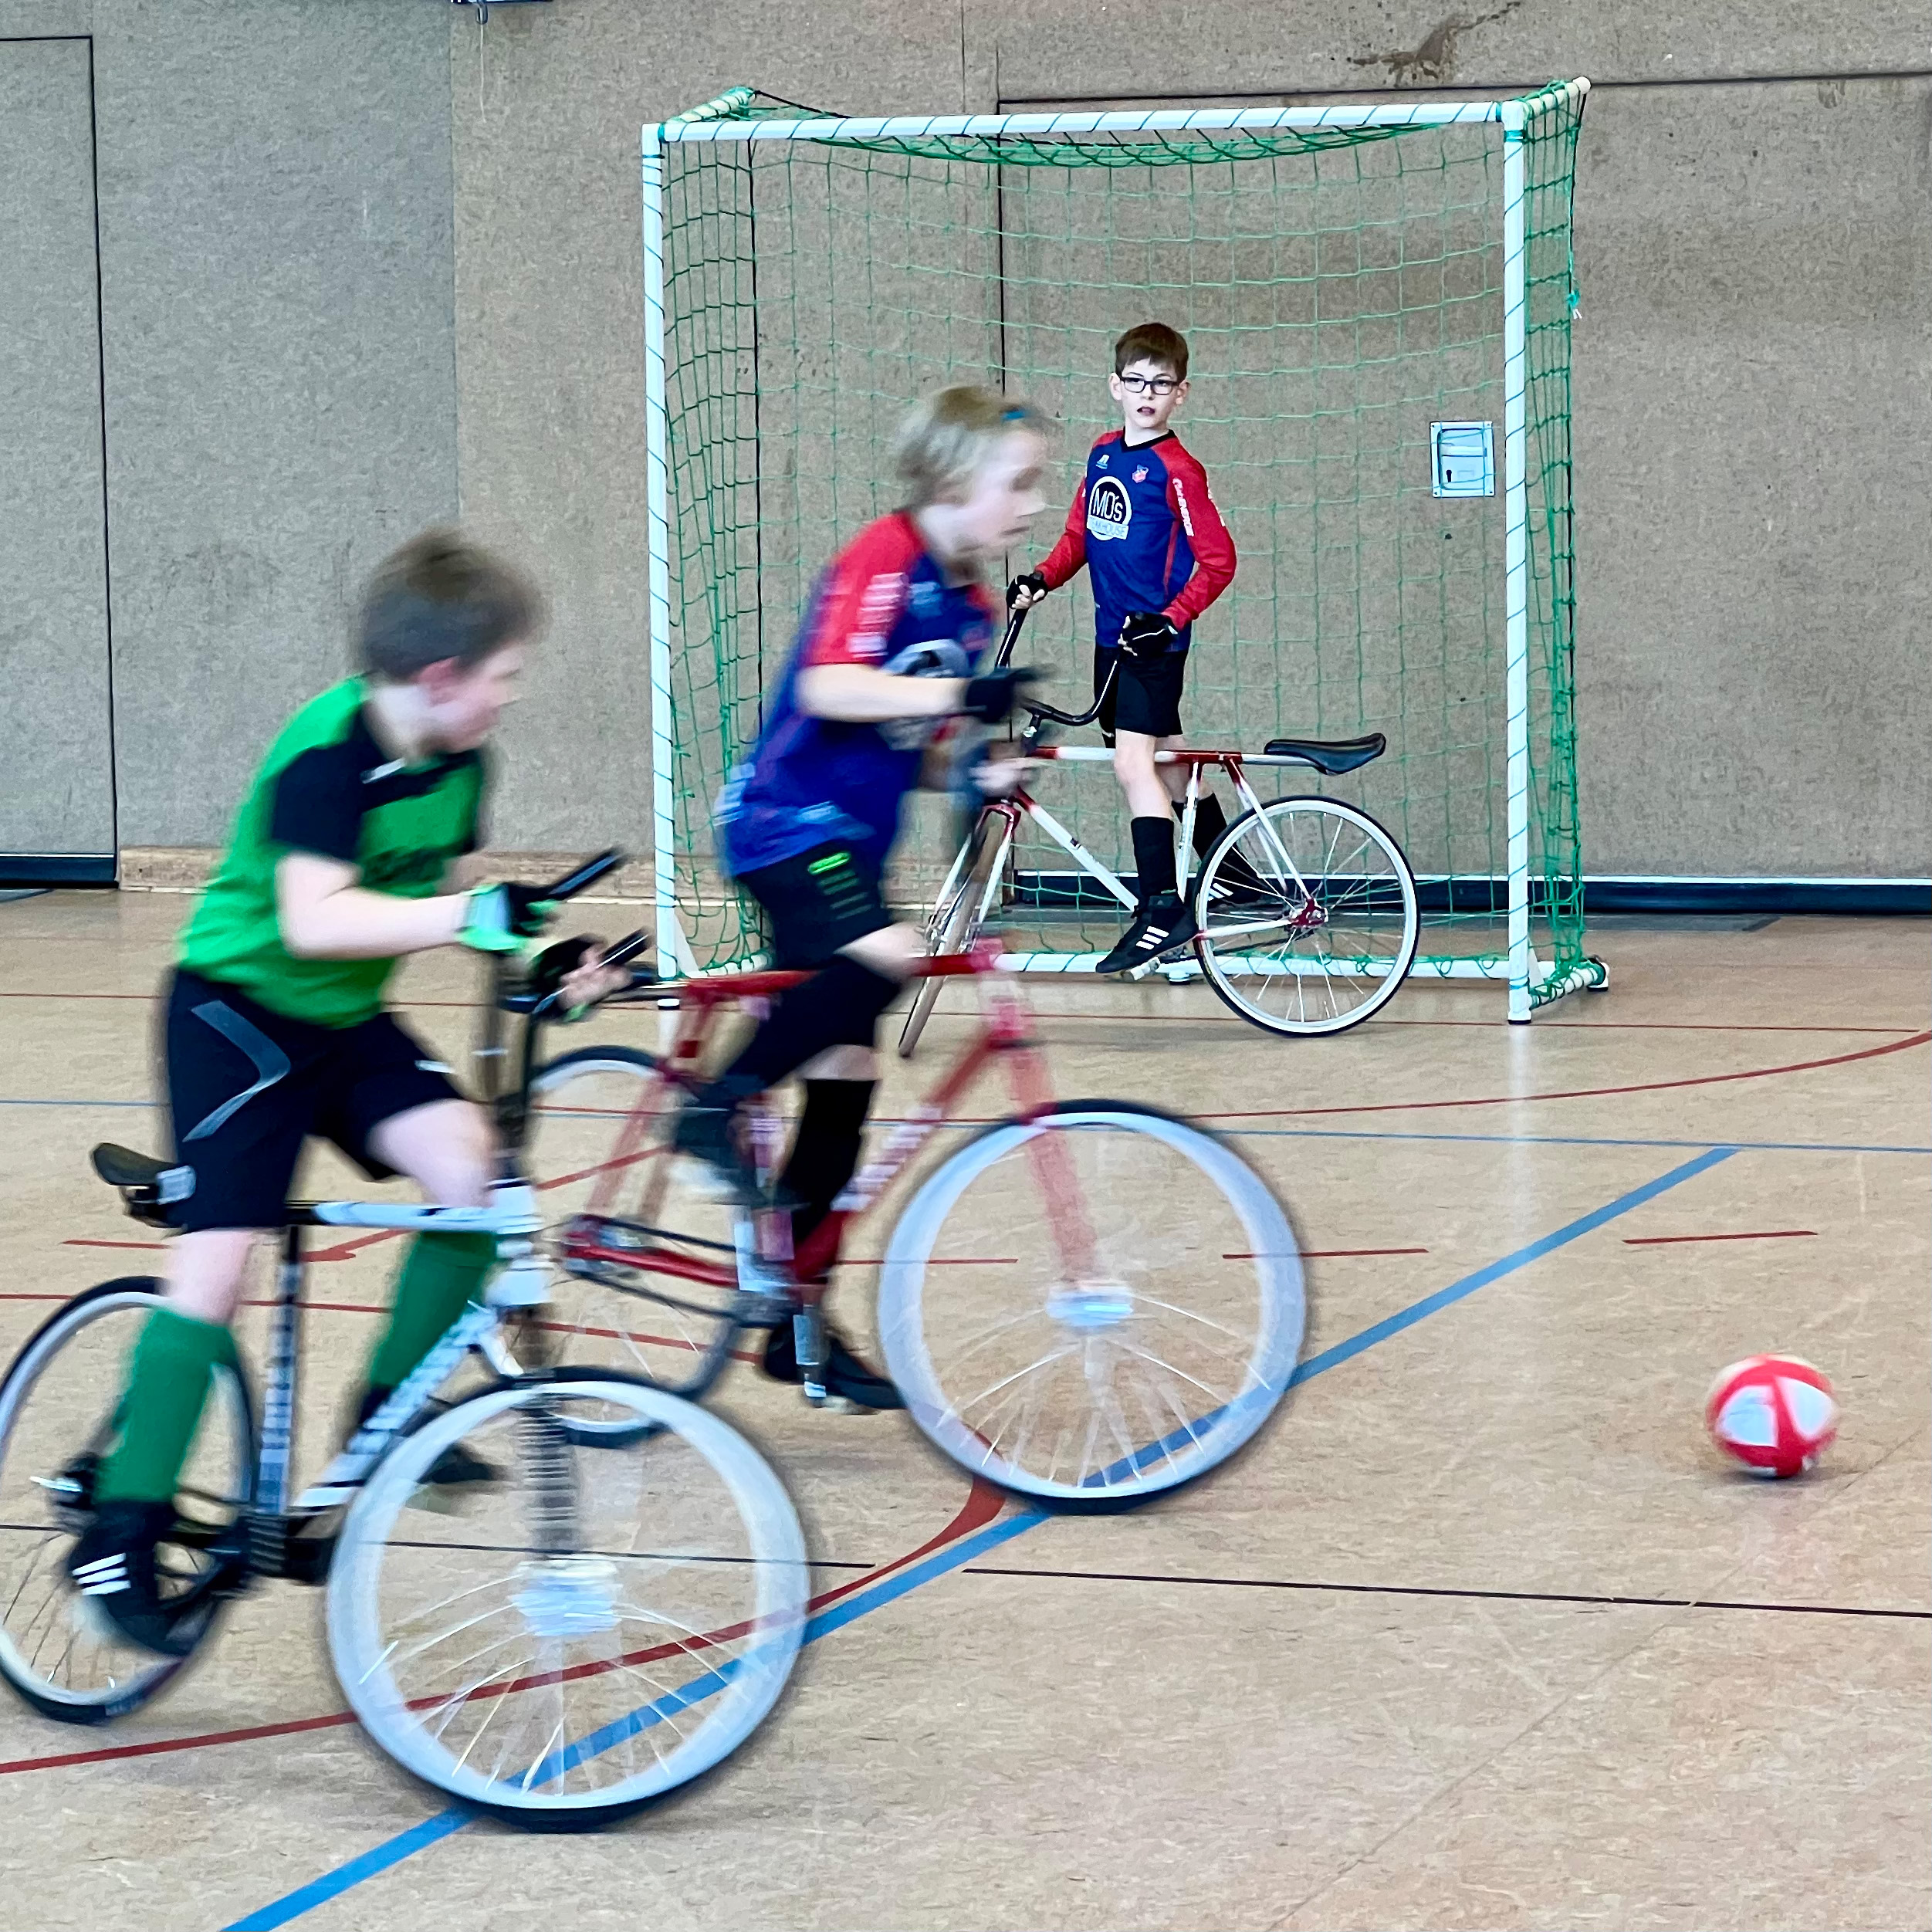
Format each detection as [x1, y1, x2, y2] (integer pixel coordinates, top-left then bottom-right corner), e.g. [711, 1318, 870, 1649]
[219, 1141, 1738, 1932]
[221, 1507, 1046, 1932]
[1, 1095, 1925, 1160]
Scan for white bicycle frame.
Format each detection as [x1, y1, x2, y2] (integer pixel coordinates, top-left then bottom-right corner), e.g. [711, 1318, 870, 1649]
[946, 747, 1425, 984]
[276, 1188, 548, 1514]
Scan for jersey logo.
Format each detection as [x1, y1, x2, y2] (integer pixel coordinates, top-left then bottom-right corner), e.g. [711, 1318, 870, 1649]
[1171, 475, 1196, 538]
[1133, 465, 1149, 482]
[1087, 475, 1132, 543]
[1097, 453, 1110, 469]
[850, 570, 908, 661]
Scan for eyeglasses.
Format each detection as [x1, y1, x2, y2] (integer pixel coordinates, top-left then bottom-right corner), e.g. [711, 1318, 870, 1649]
[1117, 373, 1180, 397]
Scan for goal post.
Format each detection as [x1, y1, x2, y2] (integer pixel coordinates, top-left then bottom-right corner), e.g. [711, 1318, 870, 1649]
[641, 80, 1602, 1016]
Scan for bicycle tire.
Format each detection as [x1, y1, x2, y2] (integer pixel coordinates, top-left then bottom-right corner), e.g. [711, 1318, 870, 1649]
[877, 1101, 1304, 1508]
[0, 1278, 254, 1724]
[327, 1375, 807, 1827]
[1194, 796, 1419, 1037]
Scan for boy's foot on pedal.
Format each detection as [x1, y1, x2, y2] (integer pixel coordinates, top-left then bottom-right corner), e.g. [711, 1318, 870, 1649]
[762, 1323, 905, 1412]
[1095, 894, 1198, 975]
[66, 1499, 205, 1657]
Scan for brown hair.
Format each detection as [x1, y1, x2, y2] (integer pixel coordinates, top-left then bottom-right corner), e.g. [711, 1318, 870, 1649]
[892, 384, 1047, 508]
[357, 528, 540, 682]
[1114, 321, 1189, 381]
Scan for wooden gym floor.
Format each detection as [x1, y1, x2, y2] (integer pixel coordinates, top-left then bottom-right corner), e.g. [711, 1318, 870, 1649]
[0, 889, 1926, 1932]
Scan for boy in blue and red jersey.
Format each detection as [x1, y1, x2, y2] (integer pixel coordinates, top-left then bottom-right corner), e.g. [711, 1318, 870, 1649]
[1013, 322, 1245, 974]
[684, 386, 1047, 1409]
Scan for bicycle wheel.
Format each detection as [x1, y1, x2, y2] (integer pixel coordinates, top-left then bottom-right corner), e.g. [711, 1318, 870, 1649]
[328, 1376, 807, 1827]
[898, 810, 1009, 1060]
[1194, 796, 1419, 1037]
[0, 1279, 254, 1723]
[523, 1047, 751, 1401]
[877, 1103, 1304, 1507]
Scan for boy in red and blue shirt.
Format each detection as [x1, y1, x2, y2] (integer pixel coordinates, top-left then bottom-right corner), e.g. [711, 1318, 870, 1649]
[688, 387, 1048, 1408]
[1013, 322, 1243, 973]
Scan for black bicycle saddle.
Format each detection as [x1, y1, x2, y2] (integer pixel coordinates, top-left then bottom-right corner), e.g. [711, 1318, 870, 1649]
[1260, 732, 1387, 774]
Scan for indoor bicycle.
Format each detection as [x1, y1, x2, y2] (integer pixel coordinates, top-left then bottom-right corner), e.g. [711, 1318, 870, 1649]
[0, 855, 808, 1828]
[899, 605, 1423, 1052]
[524, 940, 1308, 1508]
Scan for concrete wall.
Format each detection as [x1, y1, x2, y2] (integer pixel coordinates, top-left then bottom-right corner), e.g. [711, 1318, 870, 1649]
[5, 0, 1927, 877]
[0, 0, 457, 854]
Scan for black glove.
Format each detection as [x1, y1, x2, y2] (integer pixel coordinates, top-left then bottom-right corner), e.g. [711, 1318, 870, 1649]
[1007, 570, 1047, 609]
[961, 666, 1040, 724]
[526, 936, 597, 996]
[1118, 611, 1179, 659]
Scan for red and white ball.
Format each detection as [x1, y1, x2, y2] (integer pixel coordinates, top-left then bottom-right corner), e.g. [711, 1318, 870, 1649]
[1704, 1355, 1838, 1478]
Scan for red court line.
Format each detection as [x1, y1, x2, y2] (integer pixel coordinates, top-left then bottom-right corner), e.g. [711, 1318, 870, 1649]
[0, 1477, 1009, 1779]
[1622, 1229, 1818, 1247]
[1225, 1246, 1428, 1260]
[1199, 1029, 1932, 1120]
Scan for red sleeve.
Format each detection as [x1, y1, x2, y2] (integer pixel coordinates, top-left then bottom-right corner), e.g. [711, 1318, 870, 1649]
[1162, 451, 1237, 628]
[799, 517, 919, 668]
[1037, 478, 1088, 590]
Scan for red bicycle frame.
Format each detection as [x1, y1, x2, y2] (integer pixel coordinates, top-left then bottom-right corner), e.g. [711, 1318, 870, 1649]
[557, 939, 1095, 1307]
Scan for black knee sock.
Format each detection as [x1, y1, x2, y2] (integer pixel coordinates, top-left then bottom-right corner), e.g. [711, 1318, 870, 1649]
[1181, 793, 1267, 890]
[1130, 815, 1178, 907]
[712, 956, 898, 1098]
[777, 1079, 876, 1257]
[1182, 793, 1230, 858]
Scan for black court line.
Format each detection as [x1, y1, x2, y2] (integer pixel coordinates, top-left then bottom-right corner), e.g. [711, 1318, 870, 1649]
[960, 1565, 1932, 1621]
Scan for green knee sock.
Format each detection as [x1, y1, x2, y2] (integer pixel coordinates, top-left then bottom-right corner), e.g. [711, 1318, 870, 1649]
[96, 1308, 238, 1505]
[366, 1232, 498, 1394]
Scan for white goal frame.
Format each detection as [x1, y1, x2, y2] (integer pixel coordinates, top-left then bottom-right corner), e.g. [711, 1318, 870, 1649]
[641, 80, 1599, 1019]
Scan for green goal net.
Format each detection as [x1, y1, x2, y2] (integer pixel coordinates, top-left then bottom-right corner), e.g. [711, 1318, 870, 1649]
[643, 82, 1597, 1016]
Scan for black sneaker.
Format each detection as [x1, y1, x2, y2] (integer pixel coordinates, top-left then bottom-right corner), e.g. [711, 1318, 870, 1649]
[66, 1499, 203, 1658]
[670, 1086, 765, 1203]
[762, 1323, 906, 1412]
[1202, 877, 1285, 918]
[1095, 895, 1199, 976]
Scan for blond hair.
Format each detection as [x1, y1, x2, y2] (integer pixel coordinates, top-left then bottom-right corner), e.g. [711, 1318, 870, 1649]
[892, 384, 1045, 508]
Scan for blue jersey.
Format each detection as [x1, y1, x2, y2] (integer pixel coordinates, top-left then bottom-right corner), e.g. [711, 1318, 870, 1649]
[715, 513, 998, 877]
[1039, 429, 1237, 653]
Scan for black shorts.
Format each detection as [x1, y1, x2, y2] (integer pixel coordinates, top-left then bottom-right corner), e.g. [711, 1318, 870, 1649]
[1094, 647, 1187, 744]
[736, 841, 893, 970]
[164, 970, 463, 1231]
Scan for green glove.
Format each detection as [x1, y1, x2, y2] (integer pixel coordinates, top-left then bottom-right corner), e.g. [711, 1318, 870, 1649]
[458, 882, 559, 954]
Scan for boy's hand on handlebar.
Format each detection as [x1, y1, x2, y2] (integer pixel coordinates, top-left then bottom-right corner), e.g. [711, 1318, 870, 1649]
[962, 666, 1040, 723]
[458, 881, 558, 954]
[526, 936, 635, 1017]
[973, 749, 1037, 800]
[1007, 570, 1048, 611]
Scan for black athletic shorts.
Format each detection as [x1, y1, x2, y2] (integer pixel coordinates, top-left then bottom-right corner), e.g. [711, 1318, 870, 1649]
[736, 841, 893, 970]
[1094, 646, 1186, 744]
[163, 969, 463, 1231]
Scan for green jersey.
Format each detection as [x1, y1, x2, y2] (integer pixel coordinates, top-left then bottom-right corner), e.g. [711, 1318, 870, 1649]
[178, 678, 485, 1027]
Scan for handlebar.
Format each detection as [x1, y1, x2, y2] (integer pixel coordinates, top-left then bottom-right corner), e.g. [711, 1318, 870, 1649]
[991, 594, 1117, 741]
[540, 848, 625, 903]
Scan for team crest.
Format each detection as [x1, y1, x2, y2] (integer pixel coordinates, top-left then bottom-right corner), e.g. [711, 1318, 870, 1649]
[1132, 465, 1149, 482]
[1086, 475, 1132, 542]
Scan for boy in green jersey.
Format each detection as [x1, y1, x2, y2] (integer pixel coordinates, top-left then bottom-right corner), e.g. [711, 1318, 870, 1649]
[67, 530, 625, 1655]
